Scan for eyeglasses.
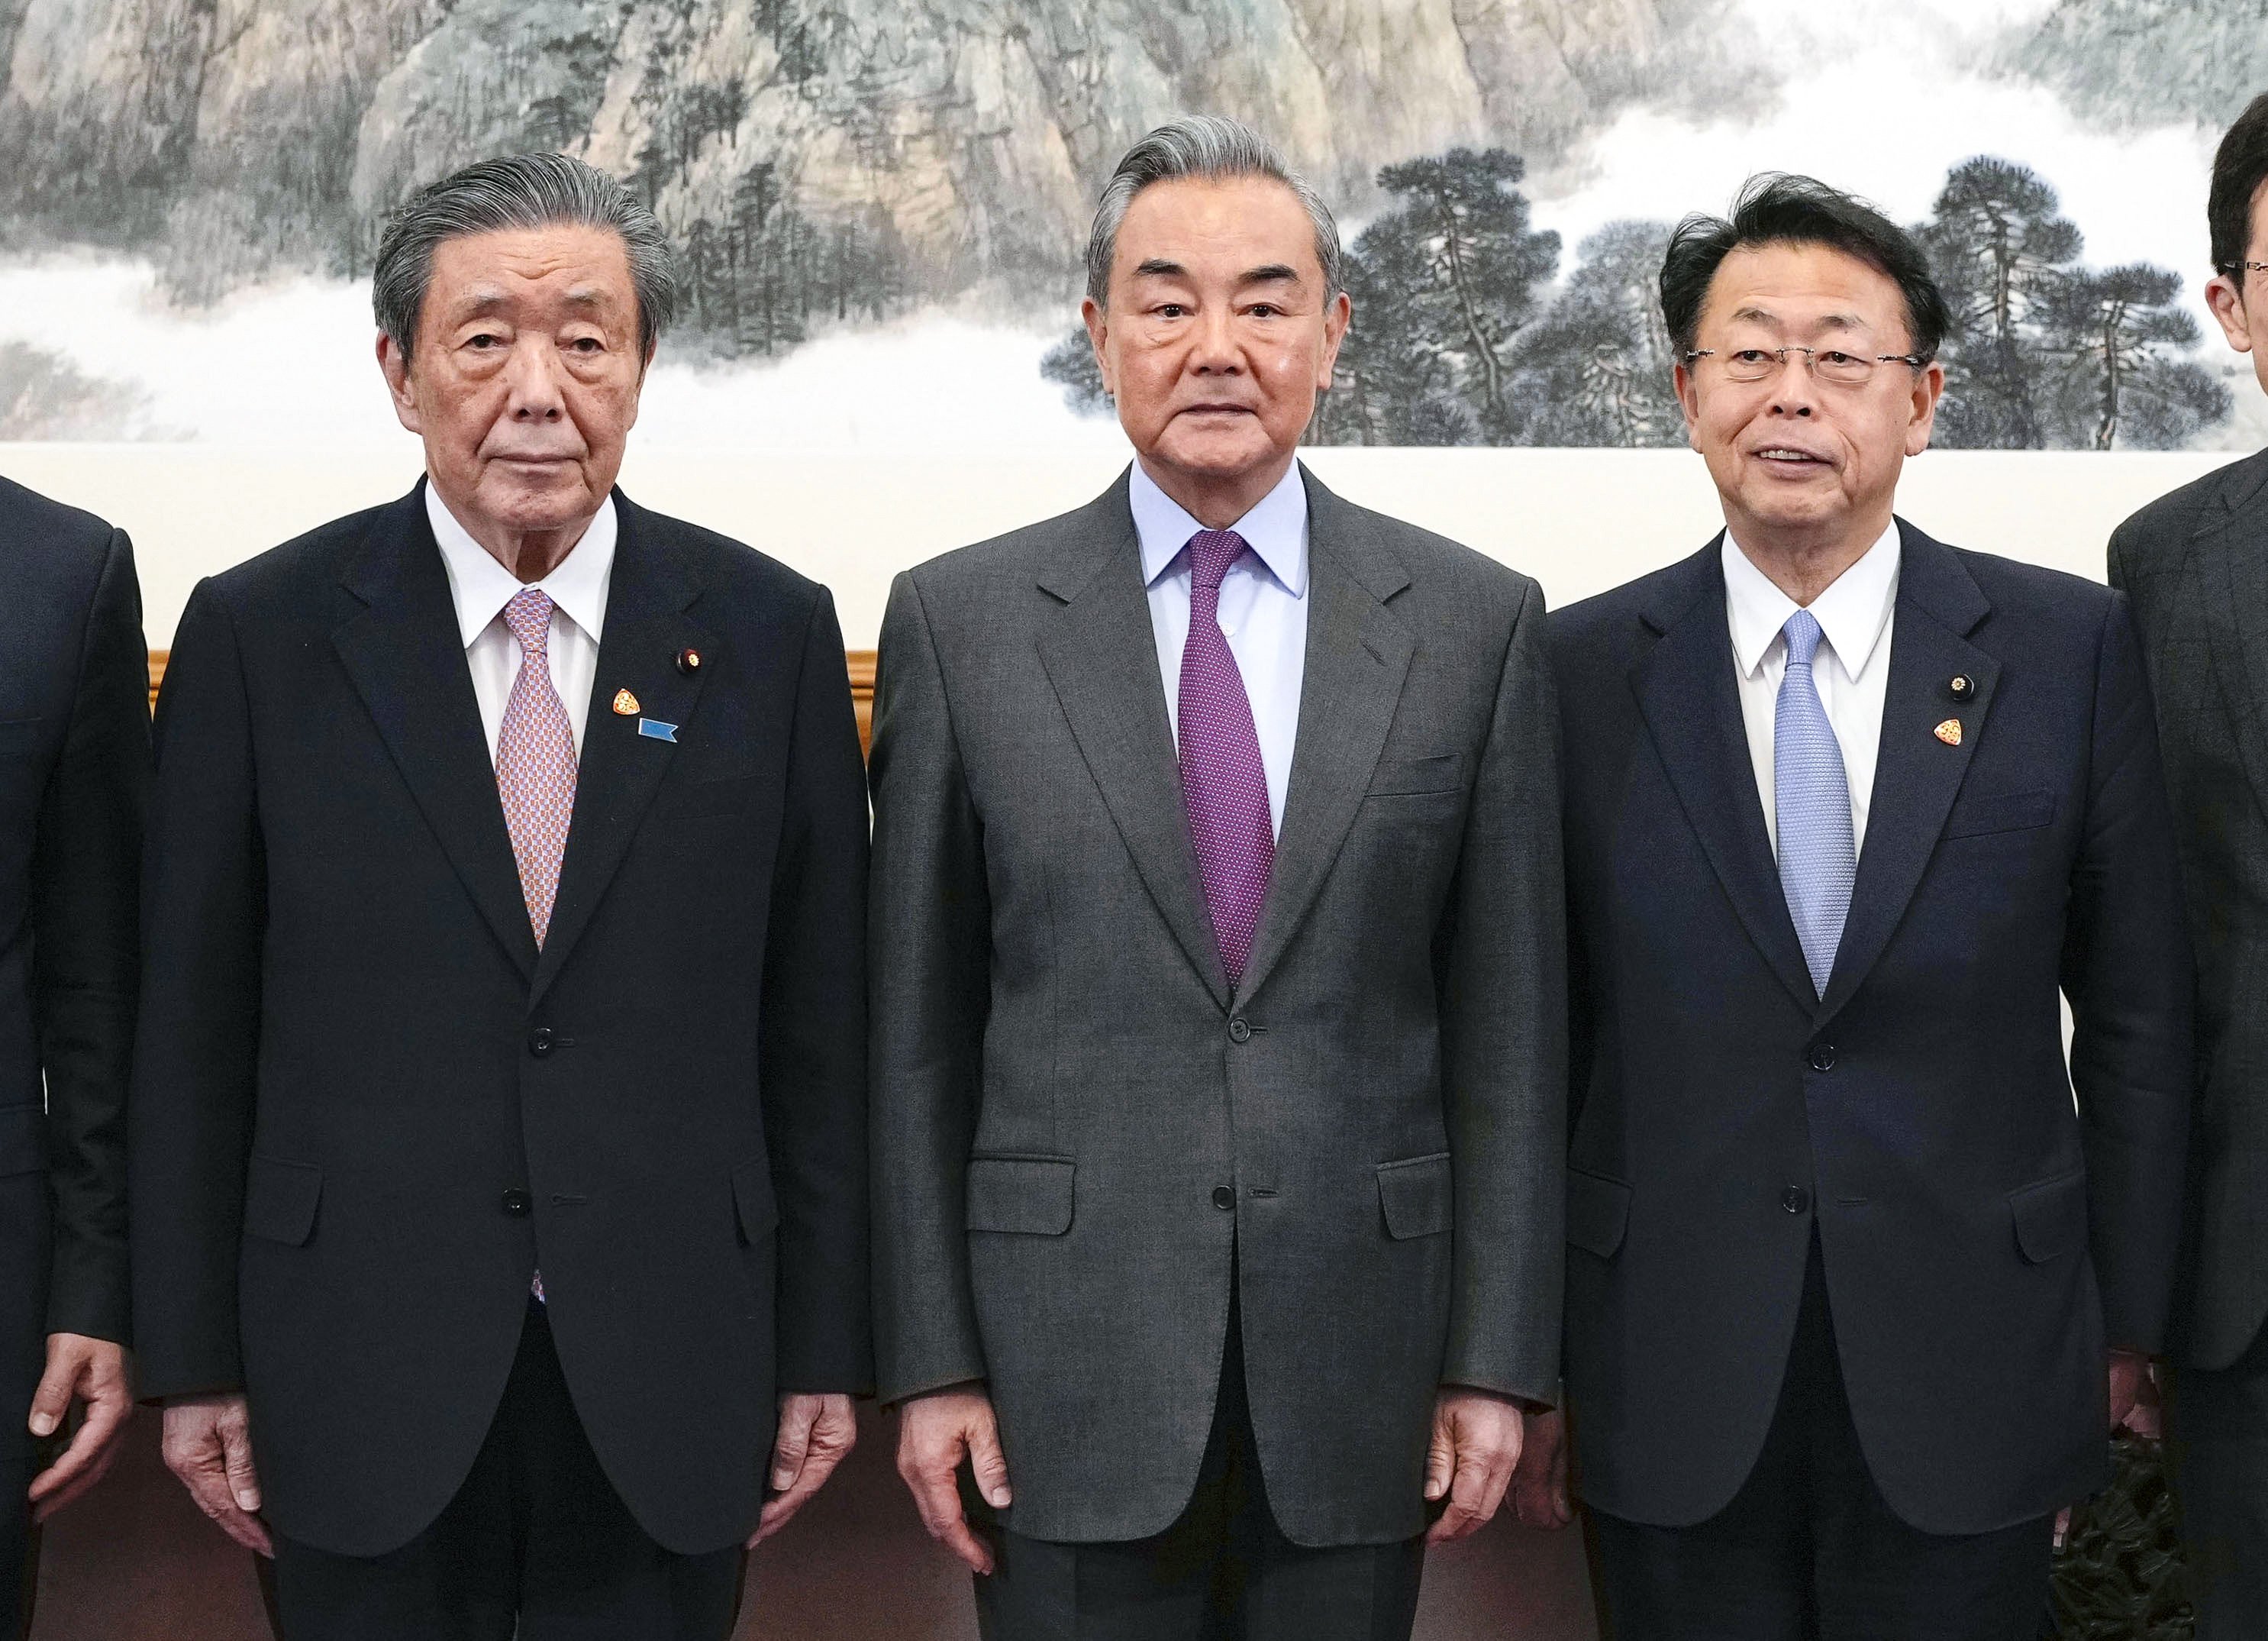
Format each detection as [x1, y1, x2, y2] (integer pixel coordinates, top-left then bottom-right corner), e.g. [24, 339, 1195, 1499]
[2221, 261, 2268, 279]
[1683, 345, 1931, 387]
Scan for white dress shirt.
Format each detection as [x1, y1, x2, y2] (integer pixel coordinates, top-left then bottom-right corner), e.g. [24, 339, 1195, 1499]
[426, 485, 616, 760]
[1131, 460, 1310, 835]
[1722, 522, 1900, 859]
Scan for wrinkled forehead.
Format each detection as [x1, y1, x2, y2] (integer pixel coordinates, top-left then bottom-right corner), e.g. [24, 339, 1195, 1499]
[1115, 176, 1324, 288]
[422, 225, 638, 321]
[1700, 241, 1912, 344]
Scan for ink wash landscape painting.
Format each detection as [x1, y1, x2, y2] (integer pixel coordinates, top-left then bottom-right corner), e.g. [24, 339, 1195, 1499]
[0, 0, 2259, 450]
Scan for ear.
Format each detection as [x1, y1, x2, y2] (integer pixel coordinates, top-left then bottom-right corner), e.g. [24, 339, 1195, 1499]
[1673, 360, 1702, 452]
[376, 332, 423, 435]
[2208, 273, 2254, 354]
[1904, 359, 1945, 457]
[1315, 290, 1352, 393]
[1081, 296, 1114, 402]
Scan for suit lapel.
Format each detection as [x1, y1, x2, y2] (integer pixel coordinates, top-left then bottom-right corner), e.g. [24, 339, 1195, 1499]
[530, 493, 712, 1006]
[1630, 541, 1818, 1014]
[1234, 471, 1413, 1005]
[2198, 455, 2268, 819]
[1815, 524, 1996, 1024]
[333, 484, 539, 982]
[1036, 476, 1231, 1009]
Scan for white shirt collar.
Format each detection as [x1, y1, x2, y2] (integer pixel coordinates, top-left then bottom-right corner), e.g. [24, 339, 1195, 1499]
[1721, 519, 1902, 683]
[424, 482, 617, 651]
[1129, 459, 1309, 597]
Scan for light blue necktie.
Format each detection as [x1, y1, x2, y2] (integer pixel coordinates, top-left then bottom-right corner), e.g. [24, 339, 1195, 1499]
[1775, 609, 1857, 1000]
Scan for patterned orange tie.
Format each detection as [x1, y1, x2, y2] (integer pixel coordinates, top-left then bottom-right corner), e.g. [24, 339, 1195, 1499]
[495, 588, 578, 947]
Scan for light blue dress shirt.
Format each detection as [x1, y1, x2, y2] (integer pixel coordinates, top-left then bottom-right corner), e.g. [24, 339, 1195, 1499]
[1131, 459, 1310, 835]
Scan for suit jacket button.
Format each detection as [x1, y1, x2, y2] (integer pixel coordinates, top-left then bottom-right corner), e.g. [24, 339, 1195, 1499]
[1782, 1185, 1811, 1215]
[1808, 1042, 1835, 1072]
[1228, 1017, 1253, 1045]
[528, 1027, 554, 1058]
[1211, 1185, 1237, 1210]
[502, 1189, 532, 1217]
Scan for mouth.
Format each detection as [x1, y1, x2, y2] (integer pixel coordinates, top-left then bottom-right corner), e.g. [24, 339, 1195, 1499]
[1178, 404, 1257, 420]
[1751, 445, 1831, 470]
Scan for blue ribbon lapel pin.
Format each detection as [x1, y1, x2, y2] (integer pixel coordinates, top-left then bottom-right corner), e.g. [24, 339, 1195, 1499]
[637, 718, 679, 743]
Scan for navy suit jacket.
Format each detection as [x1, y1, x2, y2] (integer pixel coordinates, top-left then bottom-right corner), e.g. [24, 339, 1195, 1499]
[130, 483, 869, 1556]
[1551, 522, 2192, 1535]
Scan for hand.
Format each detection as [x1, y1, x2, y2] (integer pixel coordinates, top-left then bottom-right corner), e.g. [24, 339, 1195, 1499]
[1424, 1387, 1524, 1545]
[1508, 1405, 1572, 1529]
[2108, 1348, 2155, 1437]
[25, 1333, 133, 1523]
[896, 1385, 1010, 1575]
[161, 1394, 272, 1555]
[750, 1392, 858, 1546]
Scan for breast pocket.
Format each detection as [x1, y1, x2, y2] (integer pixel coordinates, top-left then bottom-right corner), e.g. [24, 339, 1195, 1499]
[1943, 788, 2058, 841]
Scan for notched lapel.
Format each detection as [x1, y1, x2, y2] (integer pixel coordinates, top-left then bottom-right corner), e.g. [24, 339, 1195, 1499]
[1234, 507, 1412, 1006]
[333, 487, 539, 981]
[532, 498, 711, 1003]
[1817, 527, 1995, 1022]
[1036, 486, 1231, 1008]
[1629, 548, 1817, 1014]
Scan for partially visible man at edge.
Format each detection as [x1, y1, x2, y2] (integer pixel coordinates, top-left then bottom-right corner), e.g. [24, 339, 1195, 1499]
[0, 473, 146, 1638]
[1524, 173, 2191, 1639]
[2109, 89, 2268, 1641]
[869, 115, 1565, 1641]
[129, 153, 869, 1639]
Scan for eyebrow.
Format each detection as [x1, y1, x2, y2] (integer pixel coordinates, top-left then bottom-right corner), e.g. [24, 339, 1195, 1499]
[1128, 260, 1305, 288]
[1728, 305, 1867, 333]
[450, 286, 613, 318]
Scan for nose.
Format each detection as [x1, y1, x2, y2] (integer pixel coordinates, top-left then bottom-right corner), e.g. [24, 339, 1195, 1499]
[1189, 305, 1242, 376]
[503, 338, 566, 422]
[1767, 353, 1815, 419]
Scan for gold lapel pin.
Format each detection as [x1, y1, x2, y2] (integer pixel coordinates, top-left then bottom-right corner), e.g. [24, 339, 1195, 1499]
[611, 688, 640, 716]
[1934, 719, 1963, 747]
[1949, 674, 1975, 700]
[676, 648, 703, 676]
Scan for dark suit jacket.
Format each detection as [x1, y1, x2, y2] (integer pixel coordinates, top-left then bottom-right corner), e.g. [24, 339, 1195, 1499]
[869, 466, 1566, 1547]
[1552, 522, 2192, 1536]
[129, 483, 869, 1557]
[0, 476, 145, 1465]
[2111, 448, 2268, 1371]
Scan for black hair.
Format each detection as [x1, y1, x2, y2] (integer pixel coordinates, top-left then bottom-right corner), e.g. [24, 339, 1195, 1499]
[1658, 172, 1948, 363]
[2210, 92, 2268, 277]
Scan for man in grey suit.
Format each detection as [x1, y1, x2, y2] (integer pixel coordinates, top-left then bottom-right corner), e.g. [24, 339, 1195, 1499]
[2112, 91, 2268, 1640]
[868, 116, 1565, 1640]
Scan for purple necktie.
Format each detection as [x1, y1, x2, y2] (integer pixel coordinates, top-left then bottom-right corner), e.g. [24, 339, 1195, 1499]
[1177, 529, 1275, 987]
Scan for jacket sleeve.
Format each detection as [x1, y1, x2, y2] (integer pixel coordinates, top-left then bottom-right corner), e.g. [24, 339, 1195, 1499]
[866, 572, 993, 1404]
[760, 586, 874, 1394]
[1437, 577, 1568, 1404]
[128, 580, 266, 1399]
[34, 529, 148, 1345]
[2063, 587, 2194, 1354]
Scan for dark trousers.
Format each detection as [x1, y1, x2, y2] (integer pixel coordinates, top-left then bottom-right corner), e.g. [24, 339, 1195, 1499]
[972, 1294, 1428, 1641]
[2168, 1320, 2268, 1639]
[272, 1303, 743, 1641]
[2, 1455, 26, 1641]
[1588, 1240, 2054, 1641]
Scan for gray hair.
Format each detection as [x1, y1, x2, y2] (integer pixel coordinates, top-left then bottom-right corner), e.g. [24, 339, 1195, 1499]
[1085, 115, 1345, 305]
[373, 152, 681, 360]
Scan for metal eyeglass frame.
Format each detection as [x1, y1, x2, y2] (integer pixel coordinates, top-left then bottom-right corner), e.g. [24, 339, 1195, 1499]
[1682, 345, 1931, 384]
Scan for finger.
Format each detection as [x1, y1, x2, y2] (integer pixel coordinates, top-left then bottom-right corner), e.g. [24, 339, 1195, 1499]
[27, 1391, 130, 1504]
[31, 1436, 124, 1523]
[218, 1507, 275, 1558]
[905, 1463, 994, 1575]
[935, 1513, 995, 1576]
[1424, 1410, 1455, 1502]
[26, 1349, 79, 1440]
[1470, 1440, 1516, 1531]
[966, 1416, 1013, 1509]
[770, 1400, 818, 1492]
[752, 1451, 837, 1545]
[221, 1421, 263, 1513]
[1428, 1440, 1494, 1545]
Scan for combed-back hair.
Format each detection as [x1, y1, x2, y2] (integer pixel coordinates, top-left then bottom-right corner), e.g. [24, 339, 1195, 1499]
[1658, 172, 1949, 362]
[373, 152, 680, 360]
[1085, 115, 1344, 305]
[2211, 93, 2268, 278]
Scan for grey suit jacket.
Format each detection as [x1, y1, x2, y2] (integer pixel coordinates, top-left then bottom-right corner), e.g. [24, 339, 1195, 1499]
[2112, 447, 2268, 1371]
[869, 464, 1565, 1548]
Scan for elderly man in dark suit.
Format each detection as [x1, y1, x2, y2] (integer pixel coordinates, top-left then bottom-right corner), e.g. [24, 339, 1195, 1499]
[129, 153, 870, 1640]
[0, 477, 145, 1639]
[869, 116, 1566, 1641]
[2110, 91, 2268, 1641]
[1528, 174, 2192, 1639]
